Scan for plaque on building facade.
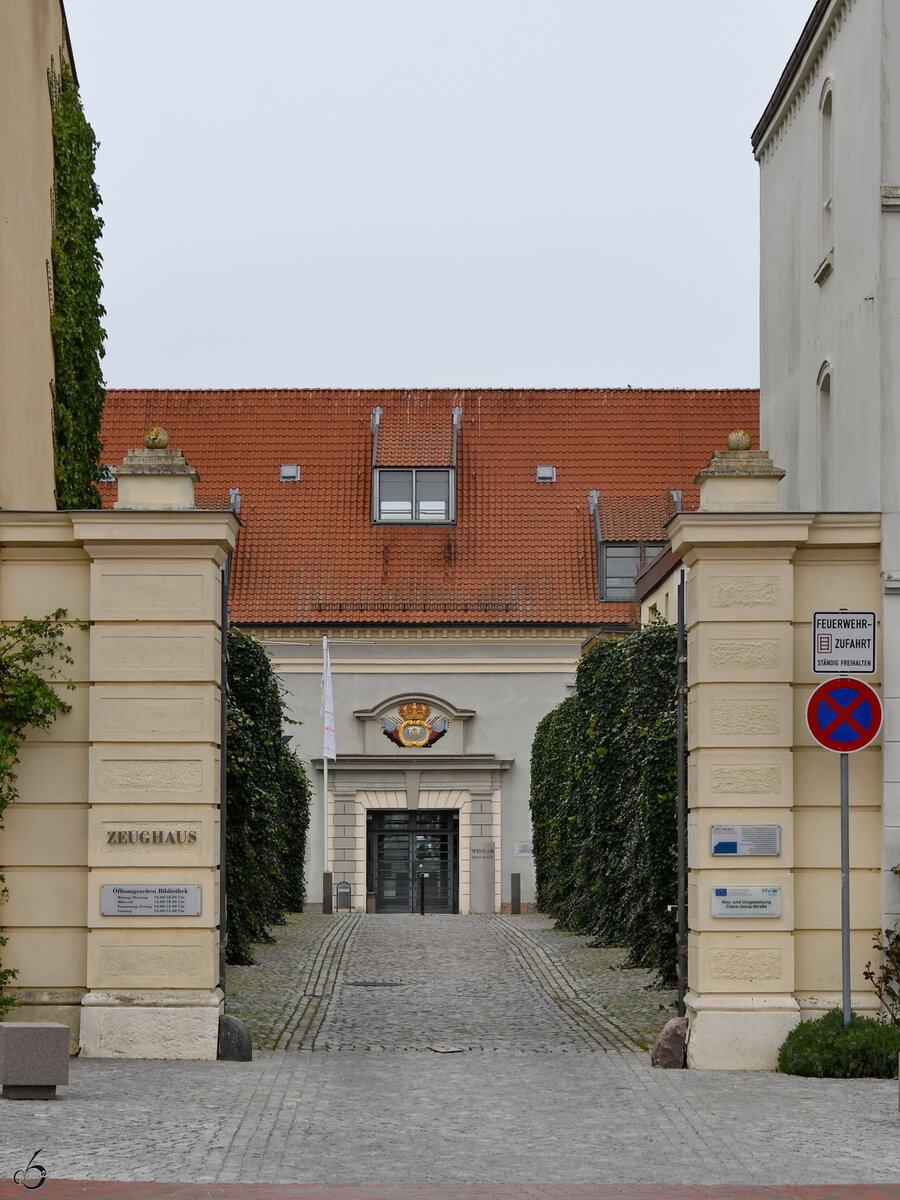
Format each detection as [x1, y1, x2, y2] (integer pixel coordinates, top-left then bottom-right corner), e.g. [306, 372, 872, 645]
[710, 825, 781, 856]
[100, 885, 202, 916]
[711, 886, 781, 918]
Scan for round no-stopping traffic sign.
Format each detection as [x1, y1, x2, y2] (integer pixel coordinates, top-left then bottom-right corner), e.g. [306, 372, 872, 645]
[806, 676, 883, 753]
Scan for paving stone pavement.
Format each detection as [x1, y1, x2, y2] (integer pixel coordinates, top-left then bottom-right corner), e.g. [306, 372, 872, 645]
[1, 914, 899, 1190]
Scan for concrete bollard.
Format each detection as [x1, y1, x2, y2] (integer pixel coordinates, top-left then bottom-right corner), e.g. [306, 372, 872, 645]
[0, 1022, 69, 1100]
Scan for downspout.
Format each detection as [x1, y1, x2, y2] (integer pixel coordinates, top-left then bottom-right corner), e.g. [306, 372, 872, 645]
[218, 550, 231, 994]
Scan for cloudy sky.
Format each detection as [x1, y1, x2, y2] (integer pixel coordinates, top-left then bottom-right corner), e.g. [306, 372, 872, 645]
[63, 0, 812, 390]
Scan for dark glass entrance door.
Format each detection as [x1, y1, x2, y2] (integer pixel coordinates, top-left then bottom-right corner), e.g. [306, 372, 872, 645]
[367, 811, 459, 913]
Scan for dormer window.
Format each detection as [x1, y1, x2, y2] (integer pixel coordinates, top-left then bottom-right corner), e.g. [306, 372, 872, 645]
[589, 490, 672, 601]
[371, 404, 460, 524]
[374, 467, 454, 523]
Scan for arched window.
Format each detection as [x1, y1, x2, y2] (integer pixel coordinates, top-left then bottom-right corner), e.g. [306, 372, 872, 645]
[818, 362, 833, 509]
[816, 83, 834, 283]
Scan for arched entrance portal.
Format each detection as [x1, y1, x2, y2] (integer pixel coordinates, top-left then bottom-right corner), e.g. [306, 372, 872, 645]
[367, 810, 459, 913]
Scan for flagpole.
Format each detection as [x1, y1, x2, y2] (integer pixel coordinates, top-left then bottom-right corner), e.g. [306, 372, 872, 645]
[320, 635, 336, 905]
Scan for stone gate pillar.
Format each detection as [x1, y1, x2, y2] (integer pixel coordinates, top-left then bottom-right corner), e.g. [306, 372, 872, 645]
[670, 440, 882, 1068]
[76, 435, 237, 1058]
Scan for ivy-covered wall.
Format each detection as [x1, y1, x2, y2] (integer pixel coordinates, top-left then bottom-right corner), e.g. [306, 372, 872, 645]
[48, 61, 106, 510]
[225, 630, 311, 964]
[530, 621, 678, 983]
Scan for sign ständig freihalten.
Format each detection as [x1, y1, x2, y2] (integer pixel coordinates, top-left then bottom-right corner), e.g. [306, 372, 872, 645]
[812, 610, 876, 674]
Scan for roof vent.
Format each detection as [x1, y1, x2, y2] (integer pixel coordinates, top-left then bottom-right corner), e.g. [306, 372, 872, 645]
[280, 464, 301, 482]
[536, 465, 556, 483]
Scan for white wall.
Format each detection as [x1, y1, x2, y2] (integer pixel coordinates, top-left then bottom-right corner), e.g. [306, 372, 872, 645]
[758, 0, 882, 514]
[262, 630, 585, 909]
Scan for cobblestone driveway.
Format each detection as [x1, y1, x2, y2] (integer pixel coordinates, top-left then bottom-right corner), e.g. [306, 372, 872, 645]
[2, 913, 900, 1187]
[225, 913, 677, 1052]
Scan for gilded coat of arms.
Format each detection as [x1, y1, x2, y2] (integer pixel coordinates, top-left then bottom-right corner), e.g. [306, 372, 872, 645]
[379, 701, 451, 748]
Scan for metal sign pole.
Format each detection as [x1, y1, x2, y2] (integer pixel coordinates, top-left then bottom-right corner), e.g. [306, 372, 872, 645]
[807, 674, 882, 1029]
[840, 751, 851, 1026]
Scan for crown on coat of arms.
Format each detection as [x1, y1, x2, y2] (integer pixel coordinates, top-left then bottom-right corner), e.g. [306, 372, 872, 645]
[379, 700, 451, 749]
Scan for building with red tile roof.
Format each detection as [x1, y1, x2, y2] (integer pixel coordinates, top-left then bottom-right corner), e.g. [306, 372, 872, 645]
[101, 386, 758, 915]
[101, 388, 757, 628]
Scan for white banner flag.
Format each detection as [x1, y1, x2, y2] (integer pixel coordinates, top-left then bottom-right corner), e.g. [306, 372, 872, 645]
[320, 636, 336, 760]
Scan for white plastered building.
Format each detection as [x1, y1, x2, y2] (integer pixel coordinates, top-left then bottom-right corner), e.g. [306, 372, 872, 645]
[753, 0, 900, 932]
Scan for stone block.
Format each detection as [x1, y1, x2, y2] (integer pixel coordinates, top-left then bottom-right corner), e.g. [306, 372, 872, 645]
[90, 745, 214, 805]
[793, 744, 881, 806]
[689, 930, 794, 992]
[90, 684, 219, 742]
[689, 871, 794, 933]
[688, 808, 793, 869]
[14, 743, 89, 805]
[0, 553, 90, 625]
[689, 749, 792, 808]
[2, 930, 88, 990]
[0, 1022, 69, 1099]
[795, 929, 882, 993]
[1, 868, 88, 926]
[79, 990, 221, 1059]
[793, 808, 882, 869]
[91, 623, 220, 683]
[691, 623, 790, 683]
[688, 559, 793, 623]
[684, 993, 800, 1070]
[689, 684, 792, 750]
[89, 560, 221, 622]
[91, 806, 214, 866]
[793, 868, 881, 929]
[87, 929, 218, 989]
[87, 868, 217, 928]
[1, 806, 88, 866]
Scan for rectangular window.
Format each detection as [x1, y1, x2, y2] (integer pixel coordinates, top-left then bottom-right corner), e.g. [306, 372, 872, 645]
[600, 543, 665, 601]
[375, 468, 453, 523]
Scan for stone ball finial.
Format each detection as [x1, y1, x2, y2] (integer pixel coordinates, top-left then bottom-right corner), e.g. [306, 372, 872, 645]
[726, 429, 751, 451]
[144, 426, 170, 449]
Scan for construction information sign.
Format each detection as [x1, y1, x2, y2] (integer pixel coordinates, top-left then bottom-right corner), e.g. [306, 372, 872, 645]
[710, 825, 781, 857]
[711, 886, 782, 918]
[812, 611, 876, 674]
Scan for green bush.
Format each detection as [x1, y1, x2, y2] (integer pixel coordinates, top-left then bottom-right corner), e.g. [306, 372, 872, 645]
[778, 1008, 900, 1078]
[529, 621, 679, 983]
[225, 630, 311, 963]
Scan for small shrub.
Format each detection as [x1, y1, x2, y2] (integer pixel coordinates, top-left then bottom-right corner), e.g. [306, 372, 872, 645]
[778, 1008, 900, 1078]
[863, 926, 900, 1025]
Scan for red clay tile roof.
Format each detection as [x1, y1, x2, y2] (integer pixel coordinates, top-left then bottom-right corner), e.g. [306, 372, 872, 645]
[595, 493, 674, 543]
[374, 401, 456, 466]
[100, 388, 758, 626]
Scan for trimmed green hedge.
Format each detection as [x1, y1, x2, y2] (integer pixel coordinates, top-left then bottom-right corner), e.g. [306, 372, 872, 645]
[225, 630, 311, 963]
[530, 621, 678, 983]
[778, 1008, 900, 1078]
